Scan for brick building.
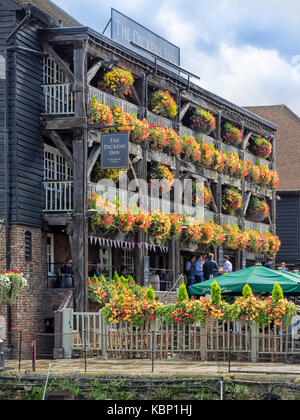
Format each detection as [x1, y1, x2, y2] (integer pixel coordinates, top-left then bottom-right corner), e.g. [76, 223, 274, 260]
[0, 0, 279, 358]
[245, 105, 300, 268]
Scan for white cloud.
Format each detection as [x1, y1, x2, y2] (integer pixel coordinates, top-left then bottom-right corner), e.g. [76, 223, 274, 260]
[52, 0, 300, 114]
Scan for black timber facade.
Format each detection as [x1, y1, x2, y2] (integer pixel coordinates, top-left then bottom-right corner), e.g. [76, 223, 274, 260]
[0, 0, 279, 355]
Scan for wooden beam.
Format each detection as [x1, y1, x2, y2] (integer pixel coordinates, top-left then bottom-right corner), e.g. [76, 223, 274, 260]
[179, 102, 191, 122]
[43, 42, 74, 83]
[87, 145, 100, 179]
[87, 60, 103, 84]
[47, 130, 74, 169]
[242, 131, 252, 150]
[243, 192, 252, 217]
[130, 84, 142, 107]
[207, 180, 218, 213]
[42, 117, 86, 131]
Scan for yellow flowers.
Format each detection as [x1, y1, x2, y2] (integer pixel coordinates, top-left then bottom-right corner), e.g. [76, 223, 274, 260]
[150, 90, 178, 118]
[102, 66, 134, 99]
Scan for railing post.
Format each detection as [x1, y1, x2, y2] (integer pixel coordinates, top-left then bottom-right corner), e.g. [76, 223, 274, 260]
[200, 321, 208, 361]
[251, 323, 259, 363]
[100, 310, 107, 360]
[62, 308, 73, 359]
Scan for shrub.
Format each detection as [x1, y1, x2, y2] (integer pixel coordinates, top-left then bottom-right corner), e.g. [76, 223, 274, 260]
[177, 284, 189, 302]
[272, 283, 284, 302]
[211, 281, 221, 306]
[242, 284, 253, 298]
[146, 284, 156, 301]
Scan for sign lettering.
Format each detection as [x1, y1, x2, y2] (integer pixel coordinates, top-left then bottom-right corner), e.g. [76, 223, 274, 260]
[111, 9, 180, 67]
[101, 132, 129, 170]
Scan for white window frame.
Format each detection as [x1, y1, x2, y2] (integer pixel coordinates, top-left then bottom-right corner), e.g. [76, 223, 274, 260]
[47, 233, 55, 276]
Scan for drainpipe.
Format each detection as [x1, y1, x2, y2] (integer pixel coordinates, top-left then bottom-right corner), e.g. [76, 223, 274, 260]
[4, 8, 32, 345]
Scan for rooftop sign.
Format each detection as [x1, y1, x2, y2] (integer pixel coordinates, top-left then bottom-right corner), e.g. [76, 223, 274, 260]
[111, 8, 180, 67]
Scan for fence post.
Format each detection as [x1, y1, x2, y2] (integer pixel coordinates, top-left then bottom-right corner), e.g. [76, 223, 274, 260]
[100, 310, 107, 361]
[200, 321, 208, 361]
[62, 308, 73, 359]
[251, 323, 259, 363]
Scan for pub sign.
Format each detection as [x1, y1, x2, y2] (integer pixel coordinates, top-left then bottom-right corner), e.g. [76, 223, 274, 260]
[101, 132, 129, 170]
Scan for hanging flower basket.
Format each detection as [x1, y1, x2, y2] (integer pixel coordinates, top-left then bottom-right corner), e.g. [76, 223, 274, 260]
[100, 66, 134, 99]
[222, 187, 242, 215]
[246, 197, 269, 222]
[149, 163, 175, 191]
[149, 90, 178, 118]
[0, 270, 27, 304]
[88, 98, 114, 132]
[222, 122, 243, 146]
[249, 135, 272, 159]
[190, 108, 216, 135]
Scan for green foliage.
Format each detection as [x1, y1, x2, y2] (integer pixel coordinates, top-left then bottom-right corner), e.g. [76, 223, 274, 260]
[146, 284, 156, 301]
[177, 284, 189, 302]
[242, 283, 253, 298]
[272, 283, 284, 302]
[211, 281, 221, 306]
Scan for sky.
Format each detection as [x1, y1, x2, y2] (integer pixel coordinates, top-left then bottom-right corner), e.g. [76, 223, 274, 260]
[53, 0, 300, 115]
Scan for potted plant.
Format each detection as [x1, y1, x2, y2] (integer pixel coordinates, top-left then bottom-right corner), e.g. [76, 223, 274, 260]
[126, 114, 149, 144]
[222, 187, 242, 215]
[0, 270, 27, 304]
[249, 135, 272, 159]
[246, 197, 269, 222]
[190, 108, 216, 135]
[100, 66, 134, 99]
[88, 97, 114, 132]
[222, 122, 243, 146]
[149, 89, 178, 118]
[149, 163, 175, 191]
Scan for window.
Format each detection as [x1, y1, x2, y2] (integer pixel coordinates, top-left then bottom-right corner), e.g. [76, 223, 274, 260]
[44, 145, 73, 181]
[122, 250, 134, 275]
[44, 145, 73, 212]
[25, 231, 32, 261]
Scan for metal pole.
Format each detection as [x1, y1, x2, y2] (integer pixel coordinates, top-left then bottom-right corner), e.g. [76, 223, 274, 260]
[18, 330, 22, 372]
[228, 329, 232, 373]
[42, 363, 52, 401]
[151, 330, 155, 373]
[32, 340, 36, 372]
[220, 377, 224, 401]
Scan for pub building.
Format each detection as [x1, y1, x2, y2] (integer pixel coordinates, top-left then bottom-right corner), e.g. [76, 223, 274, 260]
[0, 0, 278, 357]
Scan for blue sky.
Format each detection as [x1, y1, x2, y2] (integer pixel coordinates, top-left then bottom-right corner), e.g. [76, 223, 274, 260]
[54, 0, 300, 114]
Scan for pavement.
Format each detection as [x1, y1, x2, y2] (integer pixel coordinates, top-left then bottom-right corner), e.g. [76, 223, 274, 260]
[2, 359, 300, 381]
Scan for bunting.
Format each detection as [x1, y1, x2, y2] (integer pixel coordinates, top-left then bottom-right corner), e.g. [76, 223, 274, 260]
[88, 236, 169, 253]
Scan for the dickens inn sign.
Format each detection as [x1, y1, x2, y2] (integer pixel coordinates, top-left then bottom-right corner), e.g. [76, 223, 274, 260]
[110, 8, 180, 67]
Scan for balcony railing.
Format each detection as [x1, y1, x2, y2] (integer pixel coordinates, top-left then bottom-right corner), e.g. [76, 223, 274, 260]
[42, 84, 74, 115]
[88, 86, 139, 116]
[43, 180, 73, 212]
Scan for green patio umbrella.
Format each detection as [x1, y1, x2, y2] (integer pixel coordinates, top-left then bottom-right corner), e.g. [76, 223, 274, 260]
[189, 265, 300, 296]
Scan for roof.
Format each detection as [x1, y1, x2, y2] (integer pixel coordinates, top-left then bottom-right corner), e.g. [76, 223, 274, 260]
[245, 104, 300, 126]
[11, 0, 81, 27]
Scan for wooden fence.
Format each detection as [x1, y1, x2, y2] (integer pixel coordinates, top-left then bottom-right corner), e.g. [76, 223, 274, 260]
[61, 309, 300, 363]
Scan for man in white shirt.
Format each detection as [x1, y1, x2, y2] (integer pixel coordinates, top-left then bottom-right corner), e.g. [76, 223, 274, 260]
[223, 255, 233, 273]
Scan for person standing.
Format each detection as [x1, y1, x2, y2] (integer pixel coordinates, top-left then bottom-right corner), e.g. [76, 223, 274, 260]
[223, 256, 233, 274]
[203, 253, 219, 281]
[160, 269, 169, 291]
[195, 255, 204, 283]
[59, 259, 73, 288]
[186, 256, 196, 287]
[264, 257, 274, 270]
